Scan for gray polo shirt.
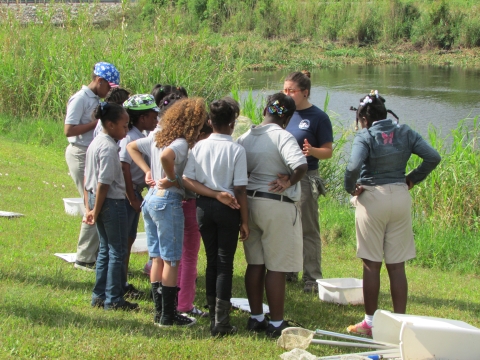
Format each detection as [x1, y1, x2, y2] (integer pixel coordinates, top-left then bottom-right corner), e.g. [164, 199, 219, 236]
[183, 134, 248, 196]
[65, 85, 99, 147]
[237, 124, 307, 202]
[118, 126, 147, 187]
[135, 136, 188, 197]
[84, 132, 126, 199]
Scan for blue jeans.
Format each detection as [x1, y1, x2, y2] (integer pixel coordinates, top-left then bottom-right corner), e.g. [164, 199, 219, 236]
[142, 188, 184, 265]
[88, 193, 128, 309]
[126, 190, 142, 239]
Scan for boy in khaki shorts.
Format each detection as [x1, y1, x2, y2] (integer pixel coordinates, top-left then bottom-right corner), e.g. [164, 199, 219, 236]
[237, 93, 308, 338]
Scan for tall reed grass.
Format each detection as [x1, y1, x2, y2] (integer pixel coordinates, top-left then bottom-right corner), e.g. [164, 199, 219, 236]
[144, 0, 480, 48]
[0, 3, 243, 120]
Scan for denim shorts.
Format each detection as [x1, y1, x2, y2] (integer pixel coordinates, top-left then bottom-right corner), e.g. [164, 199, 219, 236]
[142, 188, 184, 265]
[125, 190, 143, 239]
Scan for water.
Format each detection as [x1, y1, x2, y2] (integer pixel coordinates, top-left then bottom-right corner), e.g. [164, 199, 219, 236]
[241, 64, 480, 137]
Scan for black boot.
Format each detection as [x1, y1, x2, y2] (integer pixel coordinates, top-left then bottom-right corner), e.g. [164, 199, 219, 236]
[211, 298, 237, 336]
[207, 295, 216, 331]
[151, 282, 162, 325]
[160, 285, 196, 327]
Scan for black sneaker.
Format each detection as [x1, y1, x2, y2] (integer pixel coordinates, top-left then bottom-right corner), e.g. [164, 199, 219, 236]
[303, 281, 319, 293]
[285, 272, 298, 282]
[74, 261, 96, 272]
[124, 284, 145, 300]
[107, 300, 139, 311]
[265, 320, 290, 338]
[247, 316, 269, 332]
[91, 298, 105, 308]
[158, 313, 197, 327]
[184, 306, 209, 318]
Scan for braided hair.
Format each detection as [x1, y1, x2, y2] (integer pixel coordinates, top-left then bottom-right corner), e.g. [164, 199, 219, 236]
[350, 90, 399, 130]
[105, 87, 130, 105]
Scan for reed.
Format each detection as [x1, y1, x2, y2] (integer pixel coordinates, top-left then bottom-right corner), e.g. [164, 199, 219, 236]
[0, 3, 243, 120]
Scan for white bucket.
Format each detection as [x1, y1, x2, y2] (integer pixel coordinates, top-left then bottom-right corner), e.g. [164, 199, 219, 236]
[131, 232, 148, 253]
[316, 278, 363, 305]
[63, 198, 85, 216]
[373, 310, 480, 359]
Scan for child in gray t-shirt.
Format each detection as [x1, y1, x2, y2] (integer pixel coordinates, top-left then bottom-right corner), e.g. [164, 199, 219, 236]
[84, 102, 139, 311]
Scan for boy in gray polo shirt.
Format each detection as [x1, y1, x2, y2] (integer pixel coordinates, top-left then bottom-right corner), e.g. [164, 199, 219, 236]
[64, 62, 120, 271]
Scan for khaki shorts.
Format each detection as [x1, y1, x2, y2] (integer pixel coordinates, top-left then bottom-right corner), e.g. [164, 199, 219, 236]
[243, 197, 303, 272]
[353, 184, 415, 264]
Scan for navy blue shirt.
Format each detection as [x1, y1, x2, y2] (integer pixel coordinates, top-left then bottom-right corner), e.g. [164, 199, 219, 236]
[286, 105, 333, 170]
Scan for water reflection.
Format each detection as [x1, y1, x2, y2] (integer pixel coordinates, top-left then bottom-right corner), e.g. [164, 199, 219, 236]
[241, 65, 480, 137]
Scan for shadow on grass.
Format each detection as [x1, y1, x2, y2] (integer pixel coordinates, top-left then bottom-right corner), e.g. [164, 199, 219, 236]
[407, 294, 480, 317]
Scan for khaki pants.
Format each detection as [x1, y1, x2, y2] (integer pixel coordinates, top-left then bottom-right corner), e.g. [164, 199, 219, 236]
[354, 184, 415, 264]
[299, 169, 322, 283]
[65, 144, 99, 263]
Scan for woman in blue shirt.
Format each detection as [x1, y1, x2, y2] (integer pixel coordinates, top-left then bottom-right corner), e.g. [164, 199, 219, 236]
[284, 71, 333, 293]
[344, 90, 441, 336]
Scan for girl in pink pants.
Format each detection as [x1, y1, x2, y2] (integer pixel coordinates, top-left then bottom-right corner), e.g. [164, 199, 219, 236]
[176, 121, 213, 317]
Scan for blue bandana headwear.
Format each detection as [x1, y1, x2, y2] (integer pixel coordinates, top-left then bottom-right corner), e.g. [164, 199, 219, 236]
[94, 62, 120, 87]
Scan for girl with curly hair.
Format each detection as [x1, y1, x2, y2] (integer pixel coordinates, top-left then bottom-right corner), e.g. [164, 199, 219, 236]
[127, 98, 208, 327]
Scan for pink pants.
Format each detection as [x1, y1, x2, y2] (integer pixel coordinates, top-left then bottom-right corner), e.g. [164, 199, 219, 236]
[177, 198, 202, 312]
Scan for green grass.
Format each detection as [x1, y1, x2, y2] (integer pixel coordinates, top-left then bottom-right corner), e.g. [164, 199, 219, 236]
[1, 134, 480, 358]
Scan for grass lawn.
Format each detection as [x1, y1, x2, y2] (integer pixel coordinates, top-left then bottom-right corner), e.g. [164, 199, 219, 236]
[1, 137, 479, 359]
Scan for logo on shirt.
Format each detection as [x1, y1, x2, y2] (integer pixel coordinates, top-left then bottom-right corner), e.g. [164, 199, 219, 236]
[381, 132, 394, 144]
[299, 120, 310, 130]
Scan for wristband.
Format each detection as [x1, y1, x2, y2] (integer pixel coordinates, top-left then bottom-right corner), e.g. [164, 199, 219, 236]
[167, 175, 178, 183]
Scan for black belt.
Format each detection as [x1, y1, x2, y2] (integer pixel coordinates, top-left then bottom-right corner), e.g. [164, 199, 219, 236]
[246, 190, 294, 204]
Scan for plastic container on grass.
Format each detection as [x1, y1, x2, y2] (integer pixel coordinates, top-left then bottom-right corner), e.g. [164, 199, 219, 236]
[372, 310, 480, 359]
[63, 198, 85, 216]
[131, 232, 148, 253]
[316, 278, 364, 305]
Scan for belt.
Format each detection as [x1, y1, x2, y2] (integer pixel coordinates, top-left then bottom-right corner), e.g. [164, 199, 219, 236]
[246, 190, 294, 204]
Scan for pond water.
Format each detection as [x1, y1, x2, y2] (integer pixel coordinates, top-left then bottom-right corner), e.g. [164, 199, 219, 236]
[241, 65, 480, 137]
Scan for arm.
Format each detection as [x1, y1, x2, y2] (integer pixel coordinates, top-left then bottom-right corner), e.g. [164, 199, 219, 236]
[121, 162, 141, 212]
[303, 139, 333, 160]
[64, 121, 98, 137]
[127, 141, 155, 187]
[158, 148, 180, 189]
[344, 135, 369, 194]
[406, 132, 441, 188]
[64, 97, 98, 137]
[269, 163, 308, 193]
[84, 183, 109, 225]
[234, 185, 249, 241]
[183, 177, 240, 209]
[83, 177, 90, 213]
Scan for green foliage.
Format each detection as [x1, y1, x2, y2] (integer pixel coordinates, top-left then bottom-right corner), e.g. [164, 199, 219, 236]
[0, 5, 243, 121]
[131, 0, 480, 47]
[411, 0, 461, 49]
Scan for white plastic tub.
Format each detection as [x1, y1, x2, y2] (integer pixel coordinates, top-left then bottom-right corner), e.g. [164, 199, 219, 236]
[372, 310, 480, 359]
[63, 198, 85, 216]
[316, 278, 363, 305]
[131, 232, 148, 253]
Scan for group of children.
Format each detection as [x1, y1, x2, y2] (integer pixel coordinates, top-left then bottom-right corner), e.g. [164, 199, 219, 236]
[74, 61, 446, 341]
[65, 61, 319, 338]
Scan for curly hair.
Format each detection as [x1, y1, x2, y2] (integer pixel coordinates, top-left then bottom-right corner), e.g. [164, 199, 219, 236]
[155, 97, 207, 149]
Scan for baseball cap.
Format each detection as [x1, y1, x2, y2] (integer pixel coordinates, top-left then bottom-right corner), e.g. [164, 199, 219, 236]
[93, 62, 120, 87]
[123, 94, 160, 112]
